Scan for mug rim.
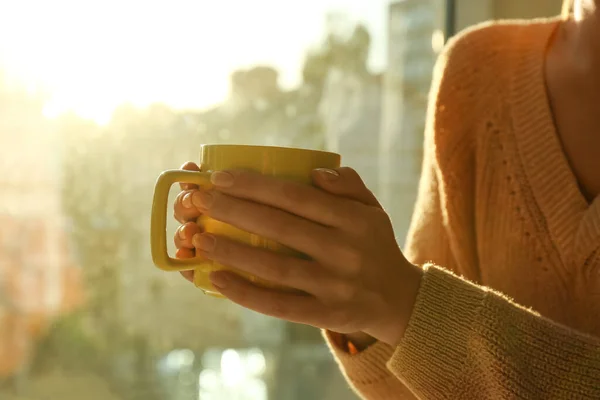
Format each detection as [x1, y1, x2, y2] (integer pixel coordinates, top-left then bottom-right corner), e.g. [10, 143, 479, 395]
[200, 143, 340, 158]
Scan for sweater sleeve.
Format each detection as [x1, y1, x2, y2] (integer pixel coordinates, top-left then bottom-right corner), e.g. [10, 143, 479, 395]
[388, 263, 600, 399]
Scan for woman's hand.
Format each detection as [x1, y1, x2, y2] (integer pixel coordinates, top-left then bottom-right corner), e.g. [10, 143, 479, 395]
[172, 162, 423, 346]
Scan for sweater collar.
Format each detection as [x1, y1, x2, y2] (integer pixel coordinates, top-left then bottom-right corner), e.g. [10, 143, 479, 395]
[510, 17, 600, 266]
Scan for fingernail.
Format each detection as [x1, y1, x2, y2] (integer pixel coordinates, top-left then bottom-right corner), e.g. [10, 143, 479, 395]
[192, 234, 215, 252]
[178, 226, 187, 240]
[182, 192, 193, 208]
[209, 271, 229, 289]
[211, 171, 234, 187]
[192, 191, 213, 209]
[315, 168, 340, 181]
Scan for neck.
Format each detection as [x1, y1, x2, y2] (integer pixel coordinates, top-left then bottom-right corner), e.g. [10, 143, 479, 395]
[573, 0, 599, 20]
[566, 0, 600, 71]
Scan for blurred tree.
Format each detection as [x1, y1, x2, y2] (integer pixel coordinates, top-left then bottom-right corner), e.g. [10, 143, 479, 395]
[5, 16, 374, 400]
[0, 70, 81, 395]
[53, 110, 167, 400]
[53, 101, 235, 399]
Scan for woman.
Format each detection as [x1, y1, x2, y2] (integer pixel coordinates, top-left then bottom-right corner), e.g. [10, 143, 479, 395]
[172, 0, 600, 398]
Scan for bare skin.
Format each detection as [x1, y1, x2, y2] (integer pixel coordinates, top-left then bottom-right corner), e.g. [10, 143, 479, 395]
[547, 0, 600, 201]
[173, 162, 423, 347]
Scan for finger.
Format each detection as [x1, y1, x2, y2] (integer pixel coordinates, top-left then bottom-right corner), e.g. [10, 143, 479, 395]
[209, 170, 357, 228]
[312, 167, 382, 208]
[180, 270, 194, 282]
[173, 189, 203, 223]
[193, 190, 338, 261]
[179, 162, 201, 191]
[174, 222, 202, 249]
[192, 233, 327, 295]
[176, 248, 196, 259]
[209, 271, 326, 326]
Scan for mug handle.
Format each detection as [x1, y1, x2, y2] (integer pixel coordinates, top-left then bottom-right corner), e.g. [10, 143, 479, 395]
[150, 169, 212, 271]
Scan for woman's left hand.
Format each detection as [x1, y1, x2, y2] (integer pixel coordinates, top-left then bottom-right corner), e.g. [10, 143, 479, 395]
[178, 167, 423, 346]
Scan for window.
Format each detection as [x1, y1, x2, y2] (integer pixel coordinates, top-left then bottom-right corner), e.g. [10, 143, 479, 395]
[0, 1, 447, 399]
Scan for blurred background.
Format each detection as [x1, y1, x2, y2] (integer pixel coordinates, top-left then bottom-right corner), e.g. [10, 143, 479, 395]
[0, 1, 562, 399]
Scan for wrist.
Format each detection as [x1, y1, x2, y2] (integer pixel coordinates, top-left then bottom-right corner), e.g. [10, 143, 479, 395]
[368, 261, 424, 346]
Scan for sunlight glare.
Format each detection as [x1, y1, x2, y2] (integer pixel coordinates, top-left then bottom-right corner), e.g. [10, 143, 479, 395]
[221, 349, 244, 387]
[0, 0, 388, 124]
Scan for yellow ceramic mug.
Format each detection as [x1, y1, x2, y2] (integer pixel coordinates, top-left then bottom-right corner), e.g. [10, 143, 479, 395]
[151, 144, 341, 297]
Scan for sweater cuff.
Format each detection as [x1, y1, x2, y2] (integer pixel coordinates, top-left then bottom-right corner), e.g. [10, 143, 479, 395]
[323, 330, 396, 385]
[387, 263, 484, 396]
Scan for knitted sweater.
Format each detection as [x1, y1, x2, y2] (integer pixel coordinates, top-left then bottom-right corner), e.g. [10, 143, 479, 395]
[325, 18, 600, 399]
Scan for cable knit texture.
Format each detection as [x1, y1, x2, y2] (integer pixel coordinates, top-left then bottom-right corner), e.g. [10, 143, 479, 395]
[325, 17, 600, 399]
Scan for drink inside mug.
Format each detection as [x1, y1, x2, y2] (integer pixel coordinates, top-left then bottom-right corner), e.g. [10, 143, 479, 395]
[151, 144, 342, 297]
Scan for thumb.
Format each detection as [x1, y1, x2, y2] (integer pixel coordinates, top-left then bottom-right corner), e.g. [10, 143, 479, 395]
[312, 167, 382, 208]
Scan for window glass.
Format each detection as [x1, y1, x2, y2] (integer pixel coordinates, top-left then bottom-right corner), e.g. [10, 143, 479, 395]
[0, 1, 445, 399]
